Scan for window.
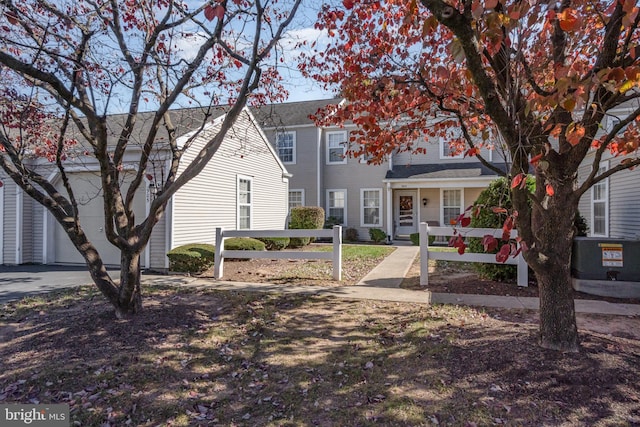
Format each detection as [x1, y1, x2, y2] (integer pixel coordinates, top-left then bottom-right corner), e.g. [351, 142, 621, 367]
[288, 190, 304, 211]
[327, 189, 347, 224]
[327, 131, 347, 164]
[237, 176, 252, 229]
[276, 131, 296, 164]
[361, 189, 382, 226]
[591, 162, 609, 236]
[442, 189, 463, 225]
[439, 136, 464, 159]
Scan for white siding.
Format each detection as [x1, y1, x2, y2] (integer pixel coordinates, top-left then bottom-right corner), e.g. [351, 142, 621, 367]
[3, 181, 17, 264]
[171, 109, 288, 249]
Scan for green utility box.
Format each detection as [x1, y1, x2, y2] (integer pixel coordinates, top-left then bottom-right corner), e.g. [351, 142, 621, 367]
[571, 237, 640, 298]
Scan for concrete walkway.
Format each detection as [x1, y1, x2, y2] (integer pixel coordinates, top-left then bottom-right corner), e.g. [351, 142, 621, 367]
[149, 244, 640, 317]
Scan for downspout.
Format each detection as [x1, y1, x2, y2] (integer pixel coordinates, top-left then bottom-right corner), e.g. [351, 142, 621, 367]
[316, 127, 322, 207]
[15, 186, 22, 264]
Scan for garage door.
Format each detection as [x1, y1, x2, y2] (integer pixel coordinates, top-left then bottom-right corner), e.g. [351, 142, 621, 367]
[54, 171, 146, 266]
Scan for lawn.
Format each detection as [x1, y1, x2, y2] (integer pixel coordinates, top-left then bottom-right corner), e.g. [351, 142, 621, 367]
[1, 285, 639, 426]
[204, 244, 396, 286]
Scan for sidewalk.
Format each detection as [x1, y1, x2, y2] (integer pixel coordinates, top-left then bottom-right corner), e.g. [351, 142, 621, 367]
[144, 244, 640, 317]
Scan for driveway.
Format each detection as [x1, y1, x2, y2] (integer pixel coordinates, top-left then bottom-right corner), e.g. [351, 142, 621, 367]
[0, 265, 102, 304]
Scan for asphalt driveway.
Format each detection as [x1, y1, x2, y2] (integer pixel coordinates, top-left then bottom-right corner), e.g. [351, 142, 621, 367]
[0, 265, 102, 304]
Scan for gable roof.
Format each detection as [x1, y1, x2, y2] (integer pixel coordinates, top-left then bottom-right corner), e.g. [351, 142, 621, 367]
[251, 98, 341, 128]
[385, 163, 506, 180]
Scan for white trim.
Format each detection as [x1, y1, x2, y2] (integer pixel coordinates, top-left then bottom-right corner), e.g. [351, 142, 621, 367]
[288, 189, 305, 210]
[166, 194, 174, 269]
[0, 183, 4, 264]
[360, 188, 382, 227]
[326, 189, 347, 225]
[590, 160, 609, 237]
[326, 130, 348, 165]
[440, 188, 464, 226]
[384, 176, 498, 188]
[386, 182, 393, 238]
[275, 130, 296, 164]
[42, 202, 47, 264]
[316, 128, 322, 206]
[15, 186, 22, 264]
[237, 174, 253, 230]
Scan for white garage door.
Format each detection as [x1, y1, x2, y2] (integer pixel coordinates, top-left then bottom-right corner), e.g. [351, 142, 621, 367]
[54, 171, 147, 266]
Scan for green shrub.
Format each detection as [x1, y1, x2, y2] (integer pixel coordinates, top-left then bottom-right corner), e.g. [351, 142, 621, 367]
[369, 228, 387, 243]
[345, 227, 359, 242]
[574, 211, 588, 237]
[410, 232, 436, 246]
[410, 233, 419, 246]
[288, 206, 325, 248]
[167, 243, 215, 273]
[256, 237, 290, 251]
[324, 216, 342, 229]
[469, 177, 534, 281]
[225, 237, 266, 251]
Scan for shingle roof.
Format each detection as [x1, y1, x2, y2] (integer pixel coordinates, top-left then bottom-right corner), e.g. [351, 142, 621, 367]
[385, 163, 506, 180]
[251, 98, 341, 128]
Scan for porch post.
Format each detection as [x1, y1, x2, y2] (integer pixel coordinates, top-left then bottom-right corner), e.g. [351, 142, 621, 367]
[386, 182, 393, 241]
[214, 227, 224, 279]
[419, 222, 429, 287]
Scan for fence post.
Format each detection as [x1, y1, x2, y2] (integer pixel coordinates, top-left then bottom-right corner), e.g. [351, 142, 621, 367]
[517, 250, 528, 287]
[214, 227, 224, 279]
[333, 225, 342, 281]
[419, 222, 429, 287]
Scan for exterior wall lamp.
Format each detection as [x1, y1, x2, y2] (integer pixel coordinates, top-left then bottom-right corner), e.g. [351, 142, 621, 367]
[422, 198, 428, 207]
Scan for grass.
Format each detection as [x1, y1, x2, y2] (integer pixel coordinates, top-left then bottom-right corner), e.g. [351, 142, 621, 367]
[2, 286, 640, 426]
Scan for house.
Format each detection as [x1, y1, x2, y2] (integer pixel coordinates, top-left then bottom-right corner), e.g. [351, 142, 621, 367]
[253, 99, 506, 241]
[0, 106, 290, 269]
[577, 109, 640, 239]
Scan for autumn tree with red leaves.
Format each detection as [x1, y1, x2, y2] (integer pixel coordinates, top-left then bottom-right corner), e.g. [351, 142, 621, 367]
[304, 0, 640, 351]
[0, 0, 302, 317]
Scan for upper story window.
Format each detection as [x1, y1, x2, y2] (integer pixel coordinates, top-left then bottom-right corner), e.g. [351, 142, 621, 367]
[276, 131, 296, 164]
[439, 136, 464, 159]
[327, 131, 347, 164]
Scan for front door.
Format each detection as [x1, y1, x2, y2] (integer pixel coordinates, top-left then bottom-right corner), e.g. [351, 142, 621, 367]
[395, 190, 417, 236]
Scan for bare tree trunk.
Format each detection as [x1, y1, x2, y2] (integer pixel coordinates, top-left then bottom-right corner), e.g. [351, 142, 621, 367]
[525, 182, 580, 352]
[115, 250, 143, 318]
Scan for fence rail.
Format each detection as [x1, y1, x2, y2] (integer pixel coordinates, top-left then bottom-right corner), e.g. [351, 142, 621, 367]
[214, 226, 342, 280]
[419, 222, 528, 287]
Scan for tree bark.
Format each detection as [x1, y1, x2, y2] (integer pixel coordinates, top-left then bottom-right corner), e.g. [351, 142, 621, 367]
[523, 180, 580, 352]
[115, 250, 143, 318]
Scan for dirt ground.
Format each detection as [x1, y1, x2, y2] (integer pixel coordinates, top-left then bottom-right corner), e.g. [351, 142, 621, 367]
[205, 250, 640, 341]
[1, 287, 640, 426]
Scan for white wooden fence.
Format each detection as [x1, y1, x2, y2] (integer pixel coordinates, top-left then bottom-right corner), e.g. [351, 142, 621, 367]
[214, 226, 343, 280]
[419, 222, 528, 287]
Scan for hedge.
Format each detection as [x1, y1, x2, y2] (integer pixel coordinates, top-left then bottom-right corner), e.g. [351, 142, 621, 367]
[288, 206, 325, 248]
[256, 237, 290, 251]
[167, 243, 215, 273]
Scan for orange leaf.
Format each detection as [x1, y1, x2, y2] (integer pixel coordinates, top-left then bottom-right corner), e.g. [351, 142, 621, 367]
[529, 153, 543, 167]
[485, 0, 498, 9]
[511, 173, 525, 189]
[204, 4, 224, 21]
[565, 123, 585, 146]
[546, 184, 555, 196]
[558, 8, 580, 31]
